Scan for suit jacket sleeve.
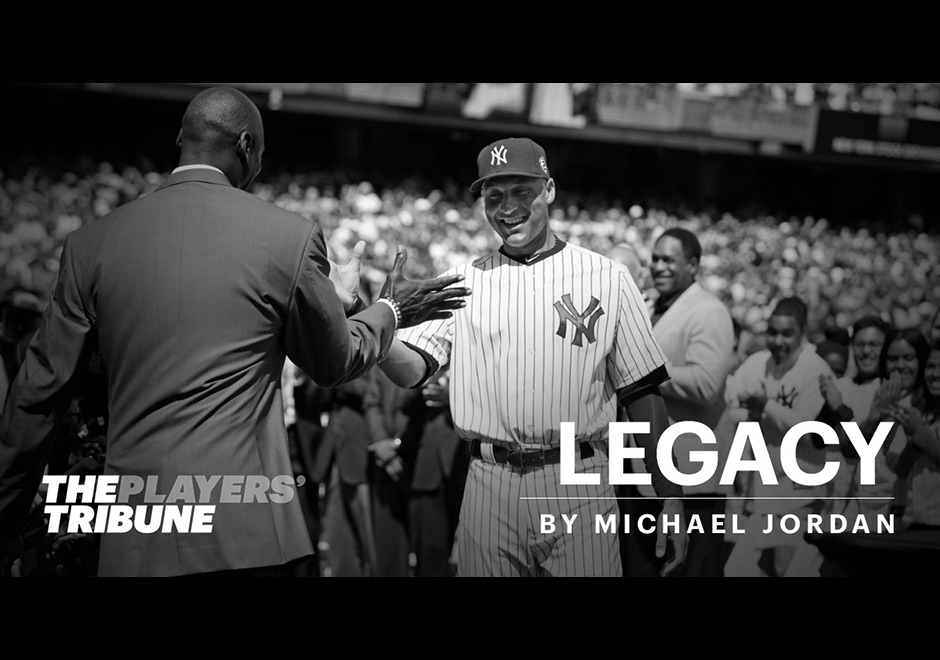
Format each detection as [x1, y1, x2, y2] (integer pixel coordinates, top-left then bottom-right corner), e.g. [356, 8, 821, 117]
[0, 234, 93, 542]
[284, 224, 395, 389]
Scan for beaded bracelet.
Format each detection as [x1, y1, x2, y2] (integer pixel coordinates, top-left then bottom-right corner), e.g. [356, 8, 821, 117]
[377, 298, 403, 330]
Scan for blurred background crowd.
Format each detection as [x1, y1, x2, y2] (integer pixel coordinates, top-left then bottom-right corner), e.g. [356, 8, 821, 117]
[3, 158, 937, 352]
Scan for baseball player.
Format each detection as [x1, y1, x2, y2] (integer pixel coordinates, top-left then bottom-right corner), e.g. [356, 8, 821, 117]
[379, 138, 687, 578]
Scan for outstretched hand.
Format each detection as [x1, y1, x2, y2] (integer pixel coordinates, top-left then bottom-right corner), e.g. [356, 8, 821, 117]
[380, 247, 470, 329]
[329, 241, 367, 313]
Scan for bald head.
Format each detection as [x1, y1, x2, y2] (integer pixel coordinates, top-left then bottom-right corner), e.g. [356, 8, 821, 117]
[177, 86, 265, 190]
[608, 244, 645, 284]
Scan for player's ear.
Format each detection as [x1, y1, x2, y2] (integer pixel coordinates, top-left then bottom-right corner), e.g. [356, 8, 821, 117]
[544, 179, 556, 205]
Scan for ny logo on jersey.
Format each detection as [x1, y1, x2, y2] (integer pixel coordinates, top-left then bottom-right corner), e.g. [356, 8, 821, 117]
[775, 385, 798, 409]
[491, 145, 508, 167]
[555, 295, 605, 348]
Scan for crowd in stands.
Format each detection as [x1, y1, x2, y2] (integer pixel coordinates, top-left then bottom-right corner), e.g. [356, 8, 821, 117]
[2, 160, 938, 347]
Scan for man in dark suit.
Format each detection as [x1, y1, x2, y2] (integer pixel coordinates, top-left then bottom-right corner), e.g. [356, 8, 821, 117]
[0, 86, 468, 577]
[366, 368, 469, 578]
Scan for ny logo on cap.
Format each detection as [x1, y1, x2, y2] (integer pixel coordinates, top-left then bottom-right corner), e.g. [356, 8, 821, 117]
[491, 145, 508, 167]
[555, 295, 605, 348]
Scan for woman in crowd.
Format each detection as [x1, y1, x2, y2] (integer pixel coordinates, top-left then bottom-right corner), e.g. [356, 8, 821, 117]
[819, 316, 892, 519]
[886, 339, 940, 529]
[861, 329, 930, 523]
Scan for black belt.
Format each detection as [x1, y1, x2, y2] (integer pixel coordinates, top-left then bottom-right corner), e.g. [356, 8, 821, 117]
[470, 440, 594, 470]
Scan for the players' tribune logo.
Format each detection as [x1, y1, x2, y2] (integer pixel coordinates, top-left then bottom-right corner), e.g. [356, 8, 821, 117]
[491, 145, 508, 167]
[554, 295, 605, 348]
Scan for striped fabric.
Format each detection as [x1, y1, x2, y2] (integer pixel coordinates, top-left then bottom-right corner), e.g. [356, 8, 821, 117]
[399, 243, 666, 449]
[457, 455, 622, 578]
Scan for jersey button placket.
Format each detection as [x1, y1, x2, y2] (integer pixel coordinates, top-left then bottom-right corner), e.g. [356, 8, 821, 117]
[525, 270, 537, 382]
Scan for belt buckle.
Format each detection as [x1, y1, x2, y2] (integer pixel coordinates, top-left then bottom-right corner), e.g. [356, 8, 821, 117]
[505, 447, 525, 469]
[513, 447, 547, 471]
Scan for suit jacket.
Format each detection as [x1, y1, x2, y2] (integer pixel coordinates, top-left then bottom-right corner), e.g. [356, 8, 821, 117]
[0, 168, 396, 577]
[404, 407, 462, 493]
[653, 282, 735, 495]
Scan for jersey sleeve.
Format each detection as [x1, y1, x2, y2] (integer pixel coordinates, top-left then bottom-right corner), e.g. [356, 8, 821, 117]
[396, 265, 463, 388]
[396, 312, 455, 381]
[608, 268, 669, 392]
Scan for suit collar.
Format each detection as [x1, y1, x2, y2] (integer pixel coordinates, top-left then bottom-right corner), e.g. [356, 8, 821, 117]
[157, 167, 234, 192]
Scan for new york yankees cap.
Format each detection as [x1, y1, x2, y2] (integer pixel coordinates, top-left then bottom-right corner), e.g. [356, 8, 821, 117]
[470, 137, 552, 193]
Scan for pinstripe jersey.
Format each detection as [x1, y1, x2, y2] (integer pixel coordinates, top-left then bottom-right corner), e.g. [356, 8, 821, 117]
[398, 241, 668, 448]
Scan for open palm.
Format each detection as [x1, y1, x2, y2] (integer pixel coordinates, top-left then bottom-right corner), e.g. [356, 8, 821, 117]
[329, 241, 366, 311]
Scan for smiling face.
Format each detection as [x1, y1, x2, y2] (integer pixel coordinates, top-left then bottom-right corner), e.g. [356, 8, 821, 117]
[925, 349, 940, 398]
[651, 236, 698, 299]
[885, 339, 920, 394]
[482, 176, 555, 258]
[853, 327, 887, 380]
[767, 315, 804, 367]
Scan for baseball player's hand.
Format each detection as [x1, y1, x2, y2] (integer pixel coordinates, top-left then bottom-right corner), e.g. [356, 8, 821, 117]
[380, 247, 470, 329]
[657, 498, 688, 578]
[329, 241, 366, 313]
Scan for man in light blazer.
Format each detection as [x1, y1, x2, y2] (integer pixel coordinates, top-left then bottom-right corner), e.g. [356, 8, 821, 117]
[0, 86, 468, 577]
[648, 228, 735, 577]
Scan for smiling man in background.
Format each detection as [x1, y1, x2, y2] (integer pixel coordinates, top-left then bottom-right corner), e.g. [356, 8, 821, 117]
[639, 228, 735, 577]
